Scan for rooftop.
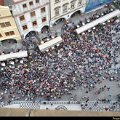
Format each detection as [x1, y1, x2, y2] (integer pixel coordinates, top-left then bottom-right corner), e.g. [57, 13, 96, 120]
[0, 108, 120, 116]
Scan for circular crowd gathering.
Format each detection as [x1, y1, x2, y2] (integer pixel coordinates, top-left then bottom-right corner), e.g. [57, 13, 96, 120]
[0, 7, 120, 110]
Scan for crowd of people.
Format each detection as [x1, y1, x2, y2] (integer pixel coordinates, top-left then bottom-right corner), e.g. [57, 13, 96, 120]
[0, 9, 120, 109]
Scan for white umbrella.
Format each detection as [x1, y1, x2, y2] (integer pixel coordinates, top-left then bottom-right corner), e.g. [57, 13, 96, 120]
[87, 19, 90, 23]
[20, 60, 23, 64]
[1, 68, 4, 71]
[82, 22, 85, 25]
[11, 98, 14, 101]
[1, 62, 5, 66]
[47, 38, 50, 41]
[54, 96, 56, 99]
[10, 61, 14, 65]
[111, 8, 113, 11]
[41, 41, 44, 44]
[101, 13, 104, 16]
[52, 36, 55, 39]
[77, 25, 80, 28]
[82, 32, 85, 35]
[46, 49, 49, 52]
[52, 46, 54, 49]
[88, 30, 91, 32]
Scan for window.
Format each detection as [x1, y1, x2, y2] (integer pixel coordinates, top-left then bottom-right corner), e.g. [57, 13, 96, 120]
[71, 1, 75, 9]
[22, 25, 28, 30]
[29, 1, 33, 6]
[10, 31, 15, 35]
[41, 7, 46, 13]
[19, 15, 25, 21]
[5, 32, 10, 36]
[42, 17, 46, 23]
[63, 3, 68, 13]
[55, 0, 60, 3]
[78, 0, 82, 6]
[0, 23, 5, 28]
[5, 31, 15, 36]
[54, 7, 60, 16]
[0, 33, 2, 38]
[32, 21, 37, 26]
[0, 22, 11, 28]
[30, 11, 35, 17]
[23, 4, 27, 9]
[36, 0, 39, 3]
[5, 22, 11, 27]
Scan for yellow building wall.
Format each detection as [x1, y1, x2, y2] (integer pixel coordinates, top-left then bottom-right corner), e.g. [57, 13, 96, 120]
[0, 5, 21, 42]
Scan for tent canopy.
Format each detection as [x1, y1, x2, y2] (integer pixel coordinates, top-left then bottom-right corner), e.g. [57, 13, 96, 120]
[0, 51, 28, 62]
[39, 37, 63, 52]
[76, 10, 120, 34]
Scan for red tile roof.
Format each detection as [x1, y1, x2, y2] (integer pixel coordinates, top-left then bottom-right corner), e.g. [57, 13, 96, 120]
[0, 0, 4, 5]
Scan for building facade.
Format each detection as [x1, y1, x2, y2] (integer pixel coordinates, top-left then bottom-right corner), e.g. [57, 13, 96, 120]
[49, 0, 87, 26]
[10, 0, 50, 38]
[85, 0, 113, 12]
[0, 5, 21, 42]
[0, 0, 4, 5]
[2, 0, 114, 39]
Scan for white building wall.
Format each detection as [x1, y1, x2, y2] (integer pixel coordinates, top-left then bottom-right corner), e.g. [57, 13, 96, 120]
[35, 8, 42, 29]
[14, 17, 24, 36]
[11, 0, 50, 38]
[44, 5, 50, 26]
[50, 0, 87, 26]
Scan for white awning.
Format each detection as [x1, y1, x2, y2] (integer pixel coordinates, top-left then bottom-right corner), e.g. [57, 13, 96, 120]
[76, 10, 120, 34]
[39, 37, 62, 52]
[0, 51, 28, 62]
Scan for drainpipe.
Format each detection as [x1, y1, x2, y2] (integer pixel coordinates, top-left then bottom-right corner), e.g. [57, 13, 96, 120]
[10, 5, 22, 41]
[49, 0, 52, 31]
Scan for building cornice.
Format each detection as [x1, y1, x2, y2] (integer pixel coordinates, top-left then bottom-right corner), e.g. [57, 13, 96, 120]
[51, 3, 86, 20]
[13, 0, 26, 5]
[0, 15, 12, 19]
[14, 2, 49, 17]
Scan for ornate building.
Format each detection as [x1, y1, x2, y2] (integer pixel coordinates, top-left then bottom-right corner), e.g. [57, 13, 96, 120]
[49, 0, 87, 27]
[0, 5, 21, 43]
[6, 0, 50, 38]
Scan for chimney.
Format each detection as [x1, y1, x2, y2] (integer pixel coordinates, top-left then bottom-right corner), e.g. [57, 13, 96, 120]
[0, 0, 4, 6]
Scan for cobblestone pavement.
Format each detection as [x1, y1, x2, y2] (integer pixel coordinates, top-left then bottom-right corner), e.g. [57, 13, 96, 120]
[0, 5, 120, 112]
